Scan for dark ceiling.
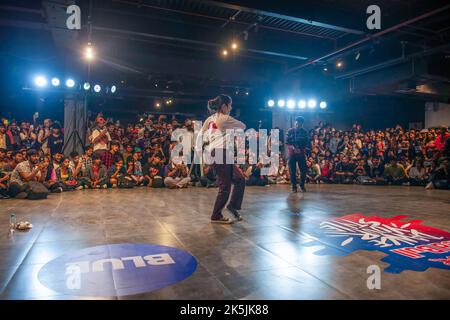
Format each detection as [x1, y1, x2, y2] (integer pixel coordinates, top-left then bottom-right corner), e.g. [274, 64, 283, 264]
[0, 0, 449, 118]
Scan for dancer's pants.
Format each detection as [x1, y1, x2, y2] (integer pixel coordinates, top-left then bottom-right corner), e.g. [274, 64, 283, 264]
[288, 153, 307, 188]
[211, 149, 245, 220]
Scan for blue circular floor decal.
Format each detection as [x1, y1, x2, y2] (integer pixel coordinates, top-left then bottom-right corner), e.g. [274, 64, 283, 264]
[38, 243, 197, 297]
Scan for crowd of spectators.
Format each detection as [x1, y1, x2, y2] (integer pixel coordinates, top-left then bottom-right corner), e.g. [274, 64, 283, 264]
[0, 113, 449, 200]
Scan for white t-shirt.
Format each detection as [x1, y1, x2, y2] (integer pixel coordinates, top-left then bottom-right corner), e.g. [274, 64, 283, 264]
[197, 113, 246, 150]
[91, 128, 111, 152]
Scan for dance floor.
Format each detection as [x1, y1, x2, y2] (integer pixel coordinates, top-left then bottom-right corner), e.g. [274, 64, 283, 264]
[1, 184, 449, 300]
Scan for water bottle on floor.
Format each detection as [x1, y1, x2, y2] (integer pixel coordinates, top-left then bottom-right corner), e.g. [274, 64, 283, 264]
[9, 214, 16, 234]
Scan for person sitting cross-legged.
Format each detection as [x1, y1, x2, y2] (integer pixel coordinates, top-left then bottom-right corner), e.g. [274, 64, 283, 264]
[383, 158, 407, 185]
[84, 153, 108, 189]
[55, 156, 83, 191]
[143, 155, 165, 188]
[164, 160, 191, 189]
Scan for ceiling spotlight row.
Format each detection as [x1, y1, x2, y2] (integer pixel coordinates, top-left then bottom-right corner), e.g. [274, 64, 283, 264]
[267, 99, 327, 109]
[33, 75, 117, 94]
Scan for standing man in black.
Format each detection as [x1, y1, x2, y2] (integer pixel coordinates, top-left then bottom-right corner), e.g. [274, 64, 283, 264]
[286, 116, 309, 193]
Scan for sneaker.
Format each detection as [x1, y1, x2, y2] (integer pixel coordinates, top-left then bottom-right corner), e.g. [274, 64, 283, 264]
[291, 186, 298, 193]
[16, 192, 28, 199]
[75, 186, 83, 191]
[102, 184, 108, 189]
[300, 187, 307, 193]
[227, 207, 243, 221]
[425, 182, 434, 190]
[211, 217, 234, 224]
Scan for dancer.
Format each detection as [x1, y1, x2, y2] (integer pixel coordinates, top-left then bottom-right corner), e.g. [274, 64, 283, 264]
[197, 94, 246, 224]
[286, 116, 309, 193]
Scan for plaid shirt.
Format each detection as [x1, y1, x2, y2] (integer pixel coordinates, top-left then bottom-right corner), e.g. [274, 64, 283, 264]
[286, 127, 309, 157]
[101, 151, 123, 169]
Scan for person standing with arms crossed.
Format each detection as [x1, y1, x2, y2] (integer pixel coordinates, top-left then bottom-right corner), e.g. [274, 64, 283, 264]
[197, 94, 246, 224]
[286, 116, 309, 193]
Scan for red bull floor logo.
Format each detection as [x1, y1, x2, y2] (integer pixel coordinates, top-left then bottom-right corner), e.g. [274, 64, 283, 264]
[303, 214, 450, 273]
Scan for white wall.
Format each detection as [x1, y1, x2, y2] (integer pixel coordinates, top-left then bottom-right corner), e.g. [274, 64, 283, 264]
[425, 102, 450, 128]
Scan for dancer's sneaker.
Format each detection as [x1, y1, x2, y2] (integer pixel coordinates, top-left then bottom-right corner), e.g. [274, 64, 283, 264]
[211, 217, 234, 224]
[291, 186, 298, 193]
[300, 186, 307, 193]
[227, 207, 243, 221]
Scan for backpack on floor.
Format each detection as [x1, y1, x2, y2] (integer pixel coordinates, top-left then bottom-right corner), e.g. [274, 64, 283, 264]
[26, 181, 50, 200]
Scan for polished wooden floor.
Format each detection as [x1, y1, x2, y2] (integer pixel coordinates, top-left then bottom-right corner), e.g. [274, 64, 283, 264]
[0, 184, 449, 300]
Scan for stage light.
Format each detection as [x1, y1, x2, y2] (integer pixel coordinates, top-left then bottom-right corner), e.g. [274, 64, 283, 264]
[66, 79, 75, 88]
[308, 99, 317, 108]
[85, 44, 94, 61]
[34, 76, 47, 87]
[320, 101, 327, 109]
[231, 42, 238, 50]
[94, 84, 101, 92]
[355, 51, 360, 60]
[222, 49, 228, 56]
[298, 100, 306, 108]
[336, 61, 343, 68]
[277, 99, 285, 108]
[51, 77, 60, 86]
[155, 102, 161, 108]
[267, 100, 275, 107]
[111, 85, 116, 93]
[83, 82, 91, 90]
[287, 99, 295, 109]
[323, 67, 328, 72]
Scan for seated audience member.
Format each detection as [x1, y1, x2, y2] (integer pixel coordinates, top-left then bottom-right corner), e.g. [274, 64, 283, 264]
[434, 127, 450, 154]
[122, 144, 134, 167]
[0, 148, 7, 169]
[2, 150, 24, 171]
[164, 161, 191, 189]
[143, 155, 165, 188]
[366, 157, 386, 185]
[199, 164, 217, 188]
[0, 124, 13, 149]
[42, 156, 62, 193]
[81, 146, 94, 171]
[306, 159, 321, 184]
[426, 157, 450, 190]
[85, 153, 108, 189]
[126, 154, 144, 186]
[56, 157, 83, 191]
[383, 158, 407, 185]
[319, 159, 334, 183]
[0, 166, 9, 198]
[246, 162, 269, 186]
[47, 123, 64, 156]
[108, 158, 128, 188]
[407, 159, 428, 186]
[101, 140, 122, 169]
[333, 156, 355, 184]
[8, 149, 49, 198]
[354, 159, 376, 185]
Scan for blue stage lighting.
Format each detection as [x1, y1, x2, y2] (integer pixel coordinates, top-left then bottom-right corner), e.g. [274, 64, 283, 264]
[94, 84, 101, 93]
[83, 82, 91, 90]
[320, 101, 327, 109]
[287, 99, 295, 109]
[298, 100, 306, 108]
[51, 78, 60, 86]
[110, 85, 117, 93]
[308, 99, 317, 108]
[66, 79, 75, 88]
[267, 100, 275, 107]
[277, 99, 285, 107]
[34, 76, 47, 87]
